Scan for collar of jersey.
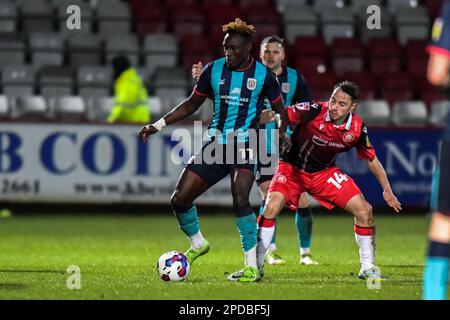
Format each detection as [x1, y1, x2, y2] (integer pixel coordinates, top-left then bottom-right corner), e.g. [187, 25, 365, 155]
[234, 57, 254, 72]
[325, 111, 353, 131]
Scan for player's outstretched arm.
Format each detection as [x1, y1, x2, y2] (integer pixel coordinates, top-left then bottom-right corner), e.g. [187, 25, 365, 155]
[138, 92, 206, 143]
[365, 156, 402, 213]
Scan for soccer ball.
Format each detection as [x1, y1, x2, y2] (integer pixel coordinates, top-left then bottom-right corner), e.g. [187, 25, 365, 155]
[157, 251, 190, 282]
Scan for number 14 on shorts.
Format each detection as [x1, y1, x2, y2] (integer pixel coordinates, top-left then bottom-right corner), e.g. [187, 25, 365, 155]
[327, 172, 349, 189]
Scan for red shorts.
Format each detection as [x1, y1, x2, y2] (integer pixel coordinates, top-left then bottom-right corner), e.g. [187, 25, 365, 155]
[268, 161, 362, 211]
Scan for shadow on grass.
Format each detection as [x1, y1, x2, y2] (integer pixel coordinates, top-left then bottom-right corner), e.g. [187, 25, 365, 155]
[0, 269, 65, 274]
[0, 283, 27, 290]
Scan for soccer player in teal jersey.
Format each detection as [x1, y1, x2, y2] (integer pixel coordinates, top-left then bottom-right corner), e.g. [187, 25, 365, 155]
[423, 0, 450, 300]
[193, 36, 319, 266]
[139, 19, 292, 282]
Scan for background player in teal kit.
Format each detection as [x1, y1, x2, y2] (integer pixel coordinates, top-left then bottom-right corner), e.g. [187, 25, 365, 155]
[139, 19, 292, 282]
[423, 0, 450, 300]
[193, 35, 318, 266]
[257, 36, 318, 266]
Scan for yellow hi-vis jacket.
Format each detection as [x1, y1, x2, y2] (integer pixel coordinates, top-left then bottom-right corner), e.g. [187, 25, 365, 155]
[107, 68, 150, 124]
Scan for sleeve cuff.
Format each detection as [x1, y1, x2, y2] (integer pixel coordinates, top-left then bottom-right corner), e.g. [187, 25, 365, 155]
[427, 45, 450, 58]
[194, 88, 208, 97]
[270, 94, 282, 104]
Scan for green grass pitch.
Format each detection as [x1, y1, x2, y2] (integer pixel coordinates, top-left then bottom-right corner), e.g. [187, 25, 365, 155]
[0, 212, 429, 300]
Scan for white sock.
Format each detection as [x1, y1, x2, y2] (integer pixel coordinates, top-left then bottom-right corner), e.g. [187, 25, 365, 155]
[300, 247, 310, 256]
[245, 246, 258, 269]
[189, 231, 205, 250]
[257, 225, 276, 268]
[269, 243, 277, 252]
[354, 229, 375, 272]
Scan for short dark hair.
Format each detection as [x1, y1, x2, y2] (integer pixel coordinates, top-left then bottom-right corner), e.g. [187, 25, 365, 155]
[334, 81, 359, 102]
[260, 35, 284, 47]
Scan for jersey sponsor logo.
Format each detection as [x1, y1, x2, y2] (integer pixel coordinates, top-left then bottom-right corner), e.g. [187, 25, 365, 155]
[294, 102, 310, 111]
[432, 17, 444, 42]
[281, 82, 291, 93]
[231, 87, 241, 95]
[343, 132, 355, 143]
[247, 78, 257, 90]
[312, 135, 345, 148]
[276, 175, 287, 183]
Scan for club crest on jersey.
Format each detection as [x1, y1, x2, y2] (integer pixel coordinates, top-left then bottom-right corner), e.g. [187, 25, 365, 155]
[247, 78, 257, 90]
[276, 175, 287, 183]
[294, 102, 310, 111]
[281, 83, 290, 93]
[343, 132, 354, 143]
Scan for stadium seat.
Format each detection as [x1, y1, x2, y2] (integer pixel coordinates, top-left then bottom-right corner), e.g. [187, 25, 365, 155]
[368, 38, 402, 77]
[391, 101, 429, 126]
[54, 95, 86, 122]
[275, 0, 308, 12]
[380, 72, 414, 106]
[20, 0, 55, 32]
[294, 36, 327, 58]
[0, 34, 25, 68]
[0, 0, 17, 34]
[143, 33, 178, 77]
[55, 0, 93, 35]
[28, 32, 64, 68]
[105, 34, 139, 66]
[351, 0, 383, 13]
[330, 38, 365, 77]
[355, 100, 391, 126]
[39, 66, 74, 117]
[0, 94, 9, 119]
[429, 100, 450, 127]
[1, 65, 35, 104]
[405, 40, 428, 78]
[153, 66, 189, 110]
[424, 0, 446, 20]
[395, 6, 430, 45]
[97, 0, 131, 36]
[321, 8, 355, 45]
[313, 0, 347, 13]
[13, 95, 48, 121]
[295, 56, 328, 80]
[387, 0, 422, 13]
[356, 6, 393, 44]
[77, 66, 112, 100]
[244, 5, 281, 41]
[171, 4, 206, 39]
[340, 72, 376, 100]
[135, 6, 168, 41]
[67, 33, 102, 67]
[283, 5, 318, 43]
[148, 96, 163, 119]
[307, 72, 337, 101]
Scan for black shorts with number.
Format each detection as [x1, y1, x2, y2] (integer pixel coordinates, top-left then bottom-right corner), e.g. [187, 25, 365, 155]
[186, 138, 258, 187]
[437, 114, 450, 216]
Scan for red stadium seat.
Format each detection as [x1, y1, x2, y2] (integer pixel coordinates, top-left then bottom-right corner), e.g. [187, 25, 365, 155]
[416, 78, 448, 108]
[206, 3, 241, 24]
[330, 38, 366, 77]
[239, 0, 273, 9]
[307, 72, 337, 101]
[295, 56, 329, 80]
[339, 72, 377, 100]
[180, 34, 213, 55]
[424, 0, 446, 20]
[243, 5, 281, 42]
[202, 0, 235, 6]
[135, 7, 168, 40]
[165, 0, 198, 10]
[294, 36, 327, 58]
[182, 52, 216, 73]
[379, 72, 414, 106]
[405, 40, 428, 79]
[171, 5, 206, 39]
[369, 38, 402, 77]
